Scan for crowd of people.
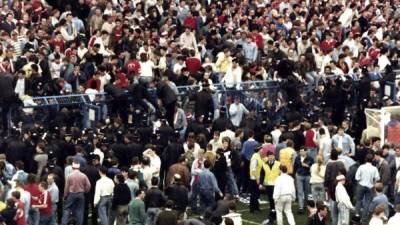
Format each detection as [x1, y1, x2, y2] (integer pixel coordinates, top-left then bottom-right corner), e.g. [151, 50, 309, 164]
[1, 0, 400, 225]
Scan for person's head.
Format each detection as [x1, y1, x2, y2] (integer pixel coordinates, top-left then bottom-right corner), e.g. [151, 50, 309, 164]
[135, 189, 145, 200]
[330, 149, 339, 160]
[39, 181, 48, 192]
[374, 182, 384, 194]
[337, 127, 345, 136]
[213, 131, 220, 140]
[317, 204, 328, 218]
[151, 177, 159, 186]
[47, 173, 56, 185]
[279, 165, 288, 174]
[114, 173, 125, 184]
[221, 137, 230, 149]
[11, 191, 21, 201]
[204, 160, 211, 169]
[299, 146, 307, 157]
[264, 135, 272, 144]
[365, 153, 374, 163]
[267, 151, 275, 161]
[99, 166, 108, 176]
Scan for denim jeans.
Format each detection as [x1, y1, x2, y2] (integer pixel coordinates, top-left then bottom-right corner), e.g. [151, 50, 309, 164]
[40, 213, 53, 225]
[355, 184, 373, 219]
[61, 192, 85, 225]
[226, 167, 239, 196]
[199, 189, 215, 215]
[395, 192, 400, 205]
[329, 199, 338, 225]
[28, 208, 40, 225]
[307, 148, 318, 161]
[51, 203, 58, 225]
[311, 183, 325, 203]
[189, 182, 200, 212]
[145, 207, 160, 225]
[97, 196, 112, 225]
[295, 174, 310, 209]
[115, 205, 128, 225]
[337, 203, 350, 225]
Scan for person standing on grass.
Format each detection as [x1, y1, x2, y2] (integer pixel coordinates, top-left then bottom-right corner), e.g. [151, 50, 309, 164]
[335, 175, 355, 225]
[262, 150, 280, 222]
[61, 161, 91, 225]
[94, 166, 114, 225]
[293, 146, 314, 214]
[198, 160, 223, 215]
[273, 165, 296, 225]
[248, 144, 264, 213]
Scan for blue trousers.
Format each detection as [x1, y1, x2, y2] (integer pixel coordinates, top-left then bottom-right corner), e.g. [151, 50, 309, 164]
[61, 192, 85, 225]
[28, 208, 40, 225]
[97, 196, 112, 225]
[199, 189, 215, 215]
[355, 185, 373, 220]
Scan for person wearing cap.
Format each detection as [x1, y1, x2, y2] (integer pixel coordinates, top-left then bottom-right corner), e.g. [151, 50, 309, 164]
[262, 149, 280, 221]
[61, 160, 91, 225]
[164, 173, 189, 219]
[335, 174, 354, 225]
[273, 165, 296, 225]
[248, 143, 264, 213]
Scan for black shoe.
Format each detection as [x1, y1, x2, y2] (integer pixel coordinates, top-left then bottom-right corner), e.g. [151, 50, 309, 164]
[298, 209, 304, 214]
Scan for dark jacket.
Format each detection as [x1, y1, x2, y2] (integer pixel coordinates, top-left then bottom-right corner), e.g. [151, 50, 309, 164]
[112, 183, 132, 208]
[324, 160, 346, 200]
[307, 213, 326, 225]
[155, 209, 178, 225]
[156, 81, 177, 105]
[0, 74, 16, 103]
[194, 90, 214, 118]
[144, 187, 166, 210]
[165, 182, 189, 212]
[294, 155, 314, 176]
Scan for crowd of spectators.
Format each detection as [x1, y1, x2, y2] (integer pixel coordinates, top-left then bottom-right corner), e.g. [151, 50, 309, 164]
[1, 0, 400, 225]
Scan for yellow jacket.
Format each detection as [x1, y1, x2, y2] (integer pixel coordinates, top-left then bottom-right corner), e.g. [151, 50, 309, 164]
[262, 160, 281, 186]
[279, 147, 295, 174]
[249, 152, 264, 179]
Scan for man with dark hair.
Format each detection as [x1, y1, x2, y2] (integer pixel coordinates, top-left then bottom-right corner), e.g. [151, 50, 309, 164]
[355, 153, 380, 221]
[307, 204, 329, 225]
[324, 150, 346, 225]
[198, 160, 223, 215]
[111, 173, 131, 225]
[273, 165, 296, 225]
[154, 200, 179, 225]
[144, 177, 166, 225]
[94, 166, 114, 225]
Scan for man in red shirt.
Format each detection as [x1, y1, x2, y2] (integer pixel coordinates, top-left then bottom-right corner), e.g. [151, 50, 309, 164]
[183, 12, 197, 31]
[24, 174, 41, 225]
[32, 182, 52, 225]
[320, 32, 336, 55]
[185, 49, 201, 76]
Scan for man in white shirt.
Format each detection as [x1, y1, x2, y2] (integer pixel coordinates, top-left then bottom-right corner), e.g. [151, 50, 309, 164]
[273, 165, 296, 225]
[318, 128, 332, 163]
[335, 175, 354, 225]
[229, 97, 249, 128]
[94, 166, 115, 225]
[355, 154, 380, 220]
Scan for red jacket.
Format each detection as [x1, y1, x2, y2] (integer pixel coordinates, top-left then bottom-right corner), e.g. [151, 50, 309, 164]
[320, 39, 336, 54]
[87, 78, 101, 91]
[38, 191, 52, 215]
[184, 16, 197, 30]
[185, 57, 201, 75]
